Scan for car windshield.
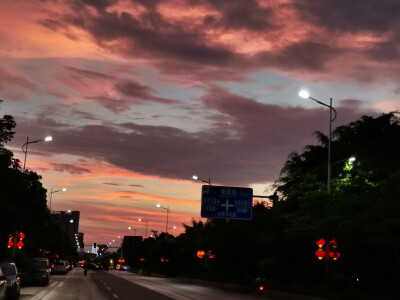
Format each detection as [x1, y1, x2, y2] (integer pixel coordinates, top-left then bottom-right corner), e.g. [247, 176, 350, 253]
[27, 260, 48, 268]
[1, 264, 16, 275]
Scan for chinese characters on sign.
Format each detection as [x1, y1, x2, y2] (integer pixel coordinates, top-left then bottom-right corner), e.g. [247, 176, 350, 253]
[201, 185, 253, 220]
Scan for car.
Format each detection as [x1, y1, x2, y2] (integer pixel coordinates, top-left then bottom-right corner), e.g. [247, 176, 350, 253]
[0, 262, 21, 299]
[0, 270, 6, 300]
[20, 258, 51, 286]
[86, 263, 100, 270]
[51, 261, 68, 275]
[0, 267, 7, 300]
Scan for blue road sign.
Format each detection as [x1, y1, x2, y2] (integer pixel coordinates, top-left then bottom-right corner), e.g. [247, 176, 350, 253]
[201, 185, 253, 220]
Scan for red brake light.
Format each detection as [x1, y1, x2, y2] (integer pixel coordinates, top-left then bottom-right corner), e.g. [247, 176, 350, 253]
[51, 264, 55, 268]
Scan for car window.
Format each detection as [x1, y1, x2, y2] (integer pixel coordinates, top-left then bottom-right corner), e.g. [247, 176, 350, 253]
[0, 264, 16, 275]
[28, 260, 48, 268]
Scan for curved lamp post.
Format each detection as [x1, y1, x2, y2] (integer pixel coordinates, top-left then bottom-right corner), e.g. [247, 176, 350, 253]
[192, 175, 211, 185]
[157, 204, 170, 239]
[49, 187, 67, 210]
[128, 226, 137, 236]
[138, 218, 149, 237]
[22, 136, 52, 171]
[299, 90, 337, 194]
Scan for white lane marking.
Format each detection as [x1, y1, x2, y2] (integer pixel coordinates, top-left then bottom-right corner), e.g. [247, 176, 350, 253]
[113, 293, 119, 299]
[31, 281, 62, 300]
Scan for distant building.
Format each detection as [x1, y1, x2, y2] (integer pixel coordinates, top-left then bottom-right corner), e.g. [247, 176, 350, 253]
[50, 210, 80, 246]
[75, 232, 84, 252]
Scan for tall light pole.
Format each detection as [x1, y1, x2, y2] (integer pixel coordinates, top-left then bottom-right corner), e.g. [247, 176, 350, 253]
[192, 175, 211, 185]
[157, 204, 170, 239]
[299, 90, 337, 194]
[49, 187, 67, 210]
[128, 226, 137, 236]
[22, 136, 52, 171]
[138, 218, 149, 237]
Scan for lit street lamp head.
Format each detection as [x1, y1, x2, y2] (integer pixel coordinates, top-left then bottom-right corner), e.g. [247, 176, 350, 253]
[192, 175, 198, 180]
[44, 136, 53, 142]
[299, 90, 310, 99]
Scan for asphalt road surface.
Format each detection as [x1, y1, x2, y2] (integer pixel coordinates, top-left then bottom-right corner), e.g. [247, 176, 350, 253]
[19, 268, 274, 300]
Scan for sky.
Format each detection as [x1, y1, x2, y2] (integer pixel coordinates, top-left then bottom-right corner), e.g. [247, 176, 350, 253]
[1, 0, 399, 249]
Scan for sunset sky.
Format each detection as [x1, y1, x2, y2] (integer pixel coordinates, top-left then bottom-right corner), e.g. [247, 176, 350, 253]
[1, 0, 399, 249]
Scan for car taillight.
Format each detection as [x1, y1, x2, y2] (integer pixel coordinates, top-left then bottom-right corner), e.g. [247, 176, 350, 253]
[259, 286, 264, 291]
[51, 264, 55, 268]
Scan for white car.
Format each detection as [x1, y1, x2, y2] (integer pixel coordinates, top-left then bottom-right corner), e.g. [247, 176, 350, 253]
[51, 261, 68, 275]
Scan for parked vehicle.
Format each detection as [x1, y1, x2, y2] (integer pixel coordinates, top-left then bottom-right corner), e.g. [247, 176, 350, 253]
[0, 262, 20, 299]
[0, 267, 7, 300]
[51, 261, 68, 275]
[20, 258, 50, 286]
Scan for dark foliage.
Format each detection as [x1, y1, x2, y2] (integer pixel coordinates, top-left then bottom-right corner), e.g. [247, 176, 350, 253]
[0, 103, 76, 262]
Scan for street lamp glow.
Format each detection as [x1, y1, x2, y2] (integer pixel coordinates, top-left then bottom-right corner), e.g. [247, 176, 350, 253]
[349, 156, 356, 163]
[298, 90, 337, 194]
[49, 187, 67, 210]
[157, 204, 171, 239]
[192, 175, 211, 185]
[138, 218, 150, 237]
[22, 135, 53, 171]
[299, 90, 310, 99]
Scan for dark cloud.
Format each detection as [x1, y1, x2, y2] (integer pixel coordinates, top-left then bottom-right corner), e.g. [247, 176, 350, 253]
[255, 41, 343, 71]
[51, 163, 91, 174]
[131, 0, 165, 9]
[0, 68, 37, 100]
[81, 0, 119, 11]
[195, 0, 276, 31]
[39, 19, 65, 31]
[293, 0, 400, 33]
[64, 66, 114, 80]
[62, 4, 244, 68]
[365, 39, 400, 62]
[10, 87, 378, 186]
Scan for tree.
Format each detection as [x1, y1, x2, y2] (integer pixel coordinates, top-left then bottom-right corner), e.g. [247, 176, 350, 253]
[273, 112, 400, 297]
[0, 101, 76, 261]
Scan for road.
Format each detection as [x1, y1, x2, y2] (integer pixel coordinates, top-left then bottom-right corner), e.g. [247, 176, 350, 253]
[20, 268, 274, 300]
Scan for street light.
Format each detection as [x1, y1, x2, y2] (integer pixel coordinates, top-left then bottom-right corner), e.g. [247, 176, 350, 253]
[22, 136, 52, 171]
[138, 218, 149, 237]
[299, 90, 337, 194]
[157, 204, 170, 239]
[128, 226, 137, 236]
[48, 187, 67, 210]
[192, 175, 211, 185]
